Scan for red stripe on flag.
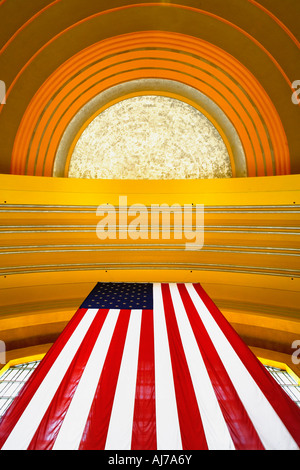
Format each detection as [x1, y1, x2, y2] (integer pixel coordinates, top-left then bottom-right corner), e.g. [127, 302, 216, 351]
[131, 309, 157, 450]
[28, 308, 110, 450]
[193, 283, 300, 447]
[161, 283, 208, 450]
[79, 310, 131, 450]
[178, 284, 265, 450]
[0, 308, 88, 449]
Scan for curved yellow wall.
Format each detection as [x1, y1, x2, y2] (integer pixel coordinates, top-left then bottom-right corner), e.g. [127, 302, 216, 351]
[0, 173, 300, 377]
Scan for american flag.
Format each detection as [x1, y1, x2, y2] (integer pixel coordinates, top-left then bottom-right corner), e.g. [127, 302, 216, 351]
[0, 282, 299, 450]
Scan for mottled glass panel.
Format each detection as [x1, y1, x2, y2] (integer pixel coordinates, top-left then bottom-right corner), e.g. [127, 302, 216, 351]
[68, 96, 232, 180]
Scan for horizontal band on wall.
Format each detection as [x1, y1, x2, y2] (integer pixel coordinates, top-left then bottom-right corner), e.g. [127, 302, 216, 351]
[1, 263, 299, 277]
[1, 204, 299, 212]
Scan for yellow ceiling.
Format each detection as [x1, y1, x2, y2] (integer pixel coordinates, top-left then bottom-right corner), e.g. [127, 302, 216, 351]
[0, 1, 299, 374]
[0, 0, 299, 176]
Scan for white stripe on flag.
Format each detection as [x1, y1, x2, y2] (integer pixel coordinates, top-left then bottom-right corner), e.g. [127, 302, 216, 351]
[105, 309, 142, 450]
[52, 309, 120, 450]
[153, 283, 182, 450]
[186, 283, 299, 450]
[169, 284, 235, 450]
[2, 309, 99, 450]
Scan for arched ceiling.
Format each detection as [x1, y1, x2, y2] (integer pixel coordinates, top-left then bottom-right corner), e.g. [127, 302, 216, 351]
[0, 1, 300, 375]
[0, 0, 299, 177]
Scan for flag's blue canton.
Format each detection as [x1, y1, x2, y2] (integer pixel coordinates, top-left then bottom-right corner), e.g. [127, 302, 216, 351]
[80, 282, 153, 310]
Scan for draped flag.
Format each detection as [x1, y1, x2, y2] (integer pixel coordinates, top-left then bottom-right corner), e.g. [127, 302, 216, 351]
[0, 282, 300, 450]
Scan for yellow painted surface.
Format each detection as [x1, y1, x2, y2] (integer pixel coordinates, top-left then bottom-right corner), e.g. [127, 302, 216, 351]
[1, 173, 300, 205]
[0, 173, 299, 359]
